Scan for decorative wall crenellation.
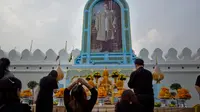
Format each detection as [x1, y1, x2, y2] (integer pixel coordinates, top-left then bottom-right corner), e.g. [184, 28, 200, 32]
[139, 47, 200, 63]
[1, 47, 200, 64]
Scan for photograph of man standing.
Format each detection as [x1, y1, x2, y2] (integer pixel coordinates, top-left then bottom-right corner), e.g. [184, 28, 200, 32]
[128, 58, 154, 112]
[95, 3, 117, 52]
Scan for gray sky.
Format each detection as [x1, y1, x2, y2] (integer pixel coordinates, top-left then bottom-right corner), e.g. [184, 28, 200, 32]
[0, 0, 199, 55]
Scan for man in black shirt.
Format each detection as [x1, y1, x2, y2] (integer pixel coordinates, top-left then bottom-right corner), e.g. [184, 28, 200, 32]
[128, 58, 154, 112]
[195, 75, 200, 97]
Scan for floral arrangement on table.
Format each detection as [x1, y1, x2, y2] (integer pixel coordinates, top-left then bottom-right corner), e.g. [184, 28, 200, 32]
[115, 74, 126, 90]
[93, 72, 101, 83]
[85, 75, 95, 87]
[118, 74, 126, 81]
[111, 71, 120, 83]
[54, 88, 65, 98]
[98, 86, 107, 98]
[20, 89, 32, 98]
[114, 88, 125, 98]
[158, 87, 171, 99]
[169, 83, 191, 99]
[93, 72, 101, 78]
[176, 88, 191, 99]
[115, 80, 124, 89]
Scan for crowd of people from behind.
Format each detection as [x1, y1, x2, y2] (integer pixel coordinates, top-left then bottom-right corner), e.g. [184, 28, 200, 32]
[1, 57, 198, 112]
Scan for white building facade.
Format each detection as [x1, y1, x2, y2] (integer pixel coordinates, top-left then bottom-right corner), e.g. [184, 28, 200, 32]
[0, 47, 200, 106]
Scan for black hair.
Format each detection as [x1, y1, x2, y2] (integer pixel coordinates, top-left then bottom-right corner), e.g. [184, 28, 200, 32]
[134, 58, 144, 66]
[120, 89, 138, 104]
[69, 84, 87, 112]
[0, 77, 22, 104]
[0, 58, 10, 79]
[48, 70, 58, 78]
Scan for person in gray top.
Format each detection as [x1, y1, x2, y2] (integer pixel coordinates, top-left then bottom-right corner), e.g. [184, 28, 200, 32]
[0, 58, 14, 79]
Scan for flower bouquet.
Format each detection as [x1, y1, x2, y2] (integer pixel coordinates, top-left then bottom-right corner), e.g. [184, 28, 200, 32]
[158, 87, 171, 107]
[111, 71, 120, 83]
[158, 87, 171, 99]
[20, 89, 32, 98]
[93, 72, 101, 83]
[115, 80, 124, 89]
[97, 86, 107, 106]
[54, 88, 65, 106]
[175, 88, 191, 107]
[98, 86, 107, 98]
[55, 88, 64, 98]
[20, 89, 32, 104]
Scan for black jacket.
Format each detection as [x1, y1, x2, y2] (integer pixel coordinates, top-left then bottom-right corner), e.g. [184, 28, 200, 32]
[115, 101, 144, 112]
[0, 103, 31, 112]
[128, 67, 153, 95]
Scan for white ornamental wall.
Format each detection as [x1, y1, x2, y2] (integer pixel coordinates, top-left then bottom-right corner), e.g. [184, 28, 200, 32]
[0, 47, 200, 106]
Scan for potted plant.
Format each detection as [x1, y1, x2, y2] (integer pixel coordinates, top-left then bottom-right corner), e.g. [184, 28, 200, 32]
[27, 81, 38, 90]
[170, 83, 182, 91]
[27, 81, 38, 104]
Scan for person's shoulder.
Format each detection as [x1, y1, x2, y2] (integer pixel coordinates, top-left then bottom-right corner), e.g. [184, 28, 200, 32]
[143, 68, 152, 74]
[39, 76, 49, 84]
[40, 76, 47, 80]
[130, 71, 137, 75]
[1, 71, 15, 79]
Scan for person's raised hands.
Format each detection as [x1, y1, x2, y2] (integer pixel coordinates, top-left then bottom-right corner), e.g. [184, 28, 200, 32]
[78, 78, 87, 85]
[78, 78, 93, 89]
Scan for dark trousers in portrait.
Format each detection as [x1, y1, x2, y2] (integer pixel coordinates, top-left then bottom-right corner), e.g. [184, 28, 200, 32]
[101, 40, 113, 52]
[100, 30, 114, 52]
[136, 94, 154, 112]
